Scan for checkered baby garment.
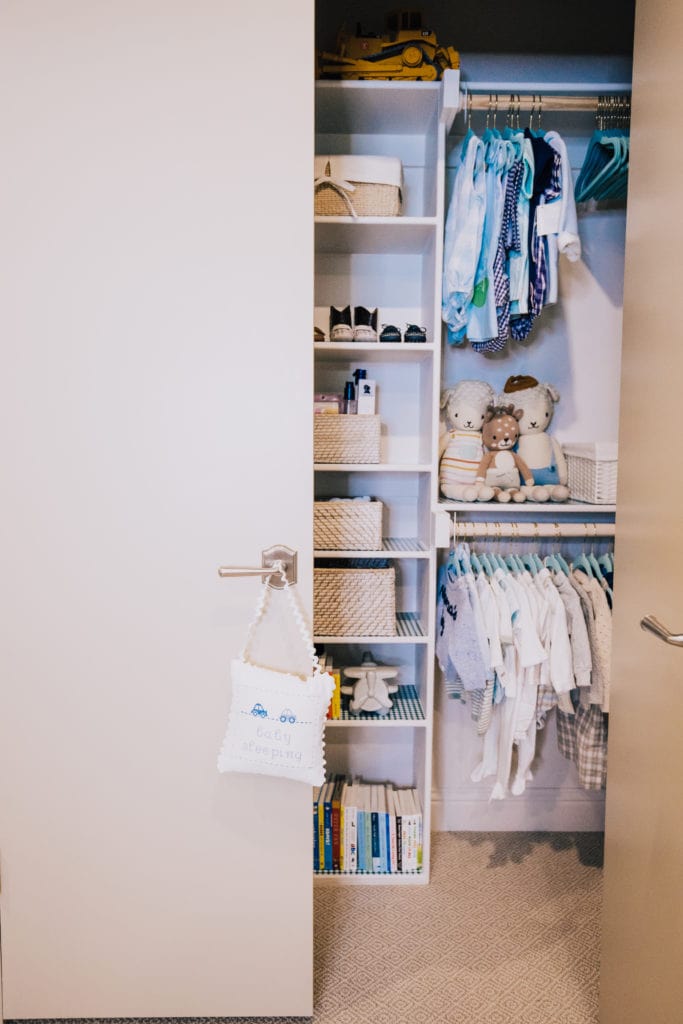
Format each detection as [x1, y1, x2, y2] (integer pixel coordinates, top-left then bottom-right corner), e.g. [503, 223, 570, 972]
[217, 569, 334, 786]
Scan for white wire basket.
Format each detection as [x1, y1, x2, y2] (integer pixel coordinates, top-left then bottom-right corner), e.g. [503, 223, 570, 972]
[563, 442, 618, 504]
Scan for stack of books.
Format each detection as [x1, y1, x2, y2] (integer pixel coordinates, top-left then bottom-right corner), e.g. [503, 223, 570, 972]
[318, 651, 341, 719]
[313, 775, 423, 875]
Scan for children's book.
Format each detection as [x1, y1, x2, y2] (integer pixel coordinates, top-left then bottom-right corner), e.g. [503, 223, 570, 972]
[397, 788, 414, 871]
[331, 668, 342, 719]
[342, 781, 358, 873]
[363, 785, 373, 873]
[370, 785, 381, 873]
[313, 783, 323, 871]
[317, 781, 328, 871]
[322, 780, 334, 871]
[378, 784, 388, 872]
[331, 774, 344, 871]
[411, 788, 423, 871]
[393, 786, 403, 873]
[339, 780, 347, 873]
[356, 783, 366, 873]
[387, 786, 398, 874]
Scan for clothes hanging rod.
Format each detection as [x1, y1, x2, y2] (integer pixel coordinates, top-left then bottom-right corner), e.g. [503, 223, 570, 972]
[461, 86, 631, 114]
[450, 519, 616, 540]
[462, 81, 632, 95]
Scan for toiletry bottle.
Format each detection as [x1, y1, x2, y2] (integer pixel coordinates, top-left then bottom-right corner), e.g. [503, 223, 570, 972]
[342, 380, 357, 414]
[357, 378, 376, 414]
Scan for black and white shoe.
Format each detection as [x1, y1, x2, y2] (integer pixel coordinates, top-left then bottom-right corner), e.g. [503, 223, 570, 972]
[329, 305, 353, 342]
[353, 306, 378, 342]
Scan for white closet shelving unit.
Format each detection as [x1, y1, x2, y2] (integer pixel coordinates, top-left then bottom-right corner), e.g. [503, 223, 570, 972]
[313, 72, 459, 884]
[431, 79, 626, 538]
[430, 75, 626, 834]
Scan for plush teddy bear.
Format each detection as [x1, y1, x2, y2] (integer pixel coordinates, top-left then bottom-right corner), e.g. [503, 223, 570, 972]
[476, 404, 550, 503]
[439, 380, 496, 501]
[499, 375, 570, 502]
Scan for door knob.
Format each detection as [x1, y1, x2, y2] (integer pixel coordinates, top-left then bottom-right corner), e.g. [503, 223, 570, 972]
[218, 545, 297, 590]
[640, 615, 683, 647]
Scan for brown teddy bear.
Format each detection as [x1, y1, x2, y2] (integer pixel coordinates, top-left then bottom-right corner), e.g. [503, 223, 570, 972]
[475, 404, 550, 503]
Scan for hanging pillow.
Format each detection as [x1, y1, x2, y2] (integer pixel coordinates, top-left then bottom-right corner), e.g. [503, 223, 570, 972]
[217, 571, 334, 787]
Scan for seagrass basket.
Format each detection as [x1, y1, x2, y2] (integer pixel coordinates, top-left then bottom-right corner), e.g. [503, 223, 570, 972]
[314, 499, 383, 551]
[314, 560, 396, 637]
[314, 155, 403, 218]
[314, 415, 381, 464]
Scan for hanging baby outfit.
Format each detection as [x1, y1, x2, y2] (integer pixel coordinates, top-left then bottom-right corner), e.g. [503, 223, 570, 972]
[442, 123, 581, 349]
[436, 545, 611, 798]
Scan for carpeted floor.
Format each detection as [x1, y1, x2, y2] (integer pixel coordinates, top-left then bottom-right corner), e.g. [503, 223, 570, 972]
[312, 831, 604, 1024]
[12, 831, 603, 1024]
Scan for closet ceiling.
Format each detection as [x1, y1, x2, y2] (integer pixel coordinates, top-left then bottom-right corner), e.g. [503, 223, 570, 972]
[315, 0, 636, 57]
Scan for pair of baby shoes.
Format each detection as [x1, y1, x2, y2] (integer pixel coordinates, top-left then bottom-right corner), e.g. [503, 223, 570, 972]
[324, 307, 428, 344]
[379, 323, 427, 344]
[329, 305, 378, 342]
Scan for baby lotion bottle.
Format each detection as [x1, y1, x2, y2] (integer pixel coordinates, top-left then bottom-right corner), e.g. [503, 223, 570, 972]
[341, 381, 357, 414]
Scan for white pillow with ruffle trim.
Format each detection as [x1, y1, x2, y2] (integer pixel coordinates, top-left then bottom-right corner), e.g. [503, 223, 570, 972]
[218, 658, 334, 786]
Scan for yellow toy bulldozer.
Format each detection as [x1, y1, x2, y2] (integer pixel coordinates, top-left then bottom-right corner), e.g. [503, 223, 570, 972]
[317, 10, 459, 81]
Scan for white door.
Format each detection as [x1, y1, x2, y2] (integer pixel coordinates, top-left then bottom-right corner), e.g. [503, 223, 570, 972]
[0, 1, 314, 1017]
[599, 0, 683, 1020]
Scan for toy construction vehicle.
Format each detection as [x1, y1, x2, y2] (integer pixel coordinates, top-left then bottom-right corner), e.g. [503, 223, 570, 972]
[317, 10, 459, 81]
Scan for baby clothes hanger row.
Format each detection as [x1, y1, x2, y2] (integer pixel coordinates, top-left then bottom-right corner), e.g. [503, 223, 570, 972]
[448, 519, 615, 583]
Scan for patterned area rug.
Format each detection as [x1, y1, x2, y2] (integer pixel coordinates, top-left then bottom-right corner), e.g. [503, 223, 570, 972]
[12, 831, 603, 1024]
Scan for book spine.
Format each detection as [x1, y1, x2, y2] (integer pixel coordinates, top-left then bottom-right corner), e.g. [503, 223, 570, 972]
[378, 804, 387, 873]
[364, 804, 373, 873]
[332, 801, 341, 872]
[396, 809, 403, 873]
[413, 790, 423, 871]
[313, 796, 319, 871]
[323, 794, 333, 871]
[371, 809, 380, 873]
[348, 805, 357, 873]
[388, 795, 397, 874]
[331, 669, 341, 719]
[339, 803, 345, 873]
[402, 810, 411, 872]
[318, 798, 325, 872]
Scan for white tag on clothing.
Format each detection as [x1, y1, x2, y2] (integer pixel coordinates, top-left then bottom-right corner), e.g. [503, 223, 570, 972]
[536, 200, 562, 236]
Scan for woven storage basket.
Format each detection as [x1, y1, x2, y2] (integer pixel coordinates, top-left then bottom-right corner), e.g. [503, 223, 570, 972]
[563, 442, 618, 504]
[314, 499, 383, 551]
[314, 560, 396, 637]
[314, 415, 381, 464]
[314, 155, 403, 217]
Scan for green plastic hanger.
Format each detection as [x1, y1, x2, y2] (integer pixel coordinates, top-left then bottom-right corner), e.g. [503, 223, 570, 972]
[555, 551, 571, 575]
[598, 552, 613, 573]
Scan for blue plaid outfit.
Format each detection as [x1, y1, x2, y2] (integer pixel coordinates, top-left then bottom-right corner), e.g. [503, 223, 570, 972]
[510, 132, 562, 341]
[472, 157, 524, 353]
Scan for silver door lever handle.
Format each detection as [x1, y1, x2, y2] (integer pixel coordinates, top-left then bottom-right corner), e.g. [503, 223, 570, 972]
[218, 545, 297, 590]
[640, 615, 683, 647]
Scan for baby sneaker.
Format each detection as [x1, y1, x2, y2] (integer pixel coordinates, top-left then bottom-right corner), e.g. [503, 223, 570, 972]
[353, 306, 378, 342]
[379, 324, 401, 343]
[329, 305, 353, 343]
[404, 323, 427, 344]
[314, 326, 326, 342]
